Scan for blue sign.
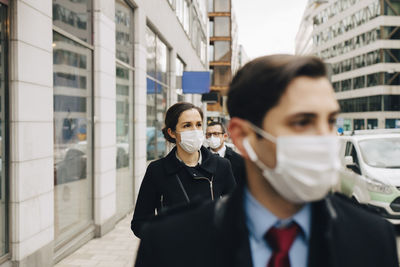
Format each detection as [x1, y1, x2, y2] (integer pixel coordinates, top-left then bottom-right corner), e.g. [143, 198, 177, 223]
[146, 78, 162, 94]
[182, 71, 210, 94]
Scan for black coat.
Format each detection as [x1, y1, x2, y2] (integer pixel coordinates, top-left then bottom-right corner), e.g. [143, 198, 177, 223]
[135, 186, 399, 267]
[131, 146, 236, 238]
[224, 146, 246, 184]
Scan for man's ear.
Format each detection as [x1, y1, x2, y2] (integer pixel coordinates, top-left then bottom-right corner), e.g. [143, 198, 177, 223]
[228, 118, 253, 160]
[167, 128, 176, 140]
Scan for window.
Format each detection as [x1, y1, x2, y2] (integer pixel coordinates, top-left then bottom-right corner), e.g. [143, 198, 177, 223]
[53, 0, 92, 44]
[115, 0, 134, 217]
[353, 76, 365, 89]
[53, 0, 93, 245]
[213, 66, 231, 86]
[146, 27, 169, 161]
[214, 41, 231, 61]
[214, 0, 230, 12]
[384, 95, 400, 111]
[176, 57, 185, 102]
[386, 118, 400, 128]
[339, 95, 383, 113]
[341, 79, 351, 91]
[214, 16, 230, 36]
[367, 119, 378, 129]
[0, 2, 8, 258]
[354, 119, 365, 130]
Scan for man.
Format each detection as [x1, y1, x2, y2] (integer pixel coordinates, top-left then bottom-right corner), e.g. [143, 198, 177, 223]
[206, 121, 245, 183]
[135, 55, 398, 267]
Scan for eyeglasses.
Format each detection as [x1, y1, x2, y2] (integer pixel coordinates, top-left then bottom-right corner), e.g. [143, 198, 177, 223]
[205, 132, 223, 138]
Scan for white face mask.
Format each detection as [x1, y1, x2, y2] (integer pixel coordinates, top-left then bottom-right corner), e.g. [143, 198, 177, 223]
[178, 130, 204, 153]
[207, 136, 222, 149]
[242, 124, 340, 204]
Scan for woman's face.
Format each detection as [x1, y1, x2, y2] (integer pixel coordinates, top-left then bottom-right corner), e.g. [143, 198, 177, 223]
[168, 108, 203, 143]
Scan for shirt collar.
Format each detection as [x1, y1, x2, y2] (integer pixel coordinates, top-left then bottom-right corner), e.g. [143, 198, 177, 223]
[175, 149, 202, 165]
[212, 144, 226, 157]
[244, 187, 311, 242]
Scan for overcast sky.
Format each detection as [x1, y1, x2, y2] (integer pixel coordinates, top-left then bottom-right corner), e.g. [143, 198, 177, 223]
[232, 0, 309, 59]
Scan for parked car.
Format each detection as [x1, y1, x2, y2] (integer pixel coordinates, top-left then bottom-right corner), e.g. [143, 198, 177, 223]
[338, 129, 400, 224]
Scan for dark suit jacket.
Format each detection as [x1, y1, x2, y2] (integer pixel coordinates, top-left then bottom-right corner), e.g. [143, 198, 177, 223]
[135, 186, 399, 267]
[224, 146, 246, 184]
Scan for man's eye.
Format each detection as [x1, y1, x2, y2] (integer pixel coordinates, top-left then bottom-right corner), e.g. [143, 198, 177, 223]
[329, 118, 337, 125]
[183, 124, 190, 128]
[292, 119, 310, 127]
[197, 123, 202, 127]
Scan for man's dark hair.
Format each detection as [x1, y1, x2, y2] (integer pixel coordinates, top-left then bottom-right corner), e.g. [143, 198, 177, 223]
[207, 121, 226, 134]
[162, 102, 203, 143]
[227, 54, 327, 127]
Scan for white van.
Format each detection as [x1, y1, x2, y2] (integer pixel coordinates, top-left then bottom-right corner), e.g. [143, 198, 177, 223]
[338, 129, 400, 224]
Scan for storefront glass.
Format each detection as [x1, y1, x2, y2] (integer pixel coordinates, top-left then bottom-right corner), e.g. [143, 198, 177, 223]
[146, 27, 168, 161]
[0, 2, 7, 258]
[115, 0, 134, 216]
[53, 19, 93, 243]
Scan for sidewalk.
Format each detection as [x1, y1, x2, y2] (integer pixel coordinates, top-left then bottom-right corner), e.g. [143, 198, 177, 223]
[55, 213, 140, 267]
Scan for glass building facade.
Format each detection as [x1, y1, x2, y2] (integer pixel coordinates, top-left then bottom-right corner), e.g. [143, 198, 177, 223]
[297, 0, 400, 130]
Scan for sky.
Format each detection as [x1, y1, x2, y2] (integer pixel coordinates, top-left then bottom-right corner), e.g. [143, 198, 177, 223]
[232, 0, 309, 59]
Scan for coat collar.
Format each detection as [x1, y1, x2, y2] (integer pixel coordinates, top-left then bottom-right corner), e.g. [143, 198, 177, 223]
[224, 146, 234, 157]
[163, 146, 219, 176]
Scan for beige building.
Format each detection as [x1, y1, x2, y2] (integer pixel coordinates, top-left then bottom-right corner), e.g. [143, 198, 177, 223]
[296, 0, 400, 130]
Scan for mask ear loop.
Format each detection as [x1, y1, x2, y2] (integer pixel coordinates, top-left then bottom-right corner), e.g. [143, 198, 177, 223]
[242, 137, 258, 162]
[242, 137, 273, 172]
[247, 122, 277, 144]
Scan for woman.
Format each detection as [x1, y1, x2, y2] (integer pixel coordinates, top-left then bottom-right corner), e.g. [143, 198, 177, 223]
[131, 102, 236, 238]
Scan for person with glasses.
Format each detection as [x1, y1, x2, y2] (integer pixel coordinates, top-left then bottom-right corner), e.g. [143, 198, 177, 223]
[135, 55, 398, 267]
[206, 121, 245, 184]
[131, 102, 236, 238]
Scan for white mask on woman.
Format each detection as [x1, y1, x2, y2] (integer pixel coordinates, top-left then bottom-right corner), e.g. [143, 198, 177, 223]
[178, 130, 204, 153]
[242, 123, 340, 204]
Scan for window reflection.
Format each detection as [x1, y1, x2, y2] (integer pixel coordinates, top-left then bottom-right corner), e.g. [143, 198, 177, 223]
[115, 0, 133, 64]
[53, 0, 92, 44]
[313, 0, 380, 46]
[214, 0, 230, 12]
[339, 95, 384, 113]
[146, 27, 168, 161]
[0, 3, 7, 258]
[176, 58, 185, 102]
[53, 31, 93, 241]
[214, 41, 231, 61]
[214, 17, 230, 37]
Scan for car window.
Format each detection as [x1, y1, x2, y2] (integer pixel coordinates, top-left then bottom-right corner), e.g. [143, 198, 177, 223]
[345, 141, 352, 156]
[350, 145, 360, 167]
[359, 138, 400, 168]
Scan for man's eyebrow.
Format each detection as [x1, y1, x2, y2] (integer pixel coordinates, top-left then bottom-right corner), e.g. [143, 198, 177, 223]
[329, 110, 341, 116]
[287, 112, 317, 119]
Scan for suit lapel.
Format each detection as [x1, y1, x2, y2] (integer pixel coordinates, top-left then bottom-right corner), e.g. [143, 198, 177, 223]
[308, 197, 337, 267]
[214, 187, 253, 267]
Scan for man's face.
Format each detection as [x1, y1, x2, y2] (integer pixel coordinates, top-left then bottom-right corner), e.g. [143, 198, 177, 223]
[249, 76, 340, 168]
[206, 125, 227, 149]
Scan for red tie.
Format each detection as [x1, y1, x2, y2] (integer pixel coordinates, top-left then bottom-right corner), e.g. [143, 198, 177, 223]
[264, 223, 300, 267]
